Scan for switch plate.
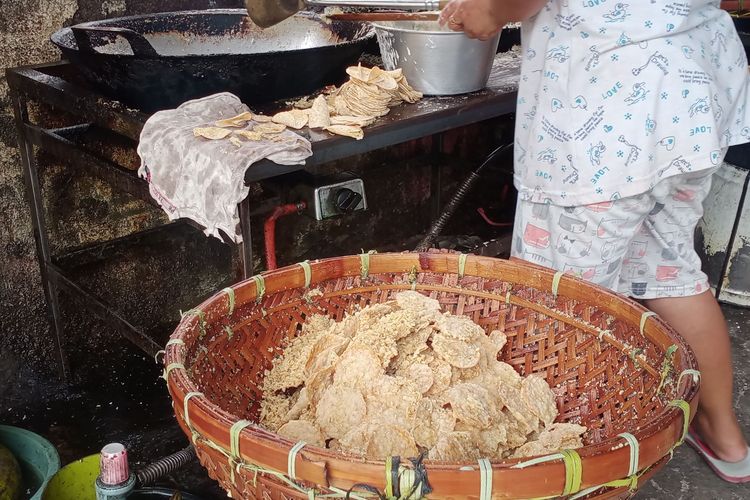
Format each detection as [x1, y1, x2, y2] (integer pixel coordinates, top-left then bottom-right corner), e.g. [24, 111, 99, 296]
[313, 179, 367, 220]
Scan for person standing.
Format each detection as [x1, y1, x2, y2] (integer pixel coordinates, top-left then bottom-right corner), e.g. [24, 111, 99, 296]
[441, 0, 750, 482]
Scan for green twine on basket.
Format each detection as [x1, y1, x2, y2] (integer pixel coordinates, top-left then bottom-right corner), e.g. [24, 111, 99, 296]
[252, 275, 266, 303]
[360, 250, 377, 280]
[656, 344, 679, 395]
[299, 261, 312, 288]
[457, 253, 468, 279]
[222, 287, 236, 316]
[181, 308, 207, 340]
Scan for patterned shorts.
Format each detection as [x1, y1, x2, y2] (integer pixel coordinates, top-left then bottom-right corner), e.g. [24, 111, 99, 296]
[511, 168, 719, 299]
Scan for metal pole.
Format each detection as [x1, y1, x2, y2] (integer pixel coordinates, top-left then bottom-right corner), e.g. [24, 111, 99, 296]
[239, 198, 254, 279]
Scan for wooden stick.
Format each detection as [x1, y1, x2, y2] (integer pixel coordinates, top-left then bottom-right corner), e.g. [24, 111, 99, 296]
[327, 12, 440, 22]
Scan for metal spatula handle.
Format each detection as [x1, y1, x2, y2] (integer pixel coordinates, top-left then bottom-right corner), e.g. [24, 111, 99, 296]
[308, 1, 448, 9]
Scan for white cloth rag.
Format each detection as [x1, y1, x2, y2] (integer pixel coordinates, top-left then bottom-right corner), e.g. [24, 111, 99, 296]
[137, 93, 312, 243]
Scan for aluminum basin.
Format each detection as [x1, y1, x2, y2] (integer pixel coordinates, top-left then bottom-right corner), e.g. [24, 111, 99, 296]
[373, 20, 501, 95]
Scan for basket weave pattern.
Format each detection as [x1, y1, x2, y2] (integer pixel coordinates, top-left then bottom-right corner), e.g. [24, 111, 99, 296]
[164, 254, 699, 499]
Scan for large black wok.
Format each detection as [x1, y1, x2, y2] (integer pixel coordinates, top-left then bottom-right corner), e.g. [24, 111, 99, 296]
[51, 9, 375, 112]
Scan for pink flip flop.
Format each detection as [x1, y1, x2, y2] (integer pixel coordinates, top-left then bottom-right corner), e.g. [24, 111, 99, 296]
[686, 428, 750, 484]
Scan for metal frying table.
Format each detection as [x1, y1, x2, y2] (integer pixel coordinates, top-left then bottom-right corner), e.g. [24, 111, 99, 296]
[6, 55, 520, 379]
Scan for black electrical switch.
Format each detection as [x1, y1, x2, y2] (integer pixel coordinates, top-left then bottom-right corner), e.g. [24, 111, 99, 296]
[334, 188, 363, 213]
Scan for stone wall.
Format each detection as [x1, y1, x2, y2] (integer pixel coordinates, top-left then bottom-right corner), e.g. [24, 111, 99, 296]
[0, 0, 240, 383]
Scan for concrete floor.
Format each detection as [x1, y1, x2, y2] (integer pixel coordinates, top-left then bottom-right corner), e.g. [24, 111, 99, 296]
[1, 305, 747, 499]
[637, 304, 749, 500]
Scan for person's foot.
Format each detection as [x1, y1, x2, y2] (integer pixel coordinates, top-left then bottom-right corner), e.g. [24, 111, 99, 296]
[687, 429, 750, 483]
[691, 410, 748, 462]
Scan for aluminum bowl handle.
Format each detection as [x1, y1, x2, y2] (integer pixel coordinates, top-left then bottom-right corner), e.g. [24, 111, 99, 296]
[71, 26, 158, 57]
[307, 1, 448, 10]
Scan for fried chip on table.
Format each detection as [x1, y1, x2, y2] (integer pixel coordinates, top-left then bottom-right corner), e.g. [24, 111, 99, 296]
[329, 115, 376, 128]
[193, 127, 233, 140]
[315, 384, 367, 439]
[234, 130, 264, 141]
[520, 374, 558, 427]
[308, 95, 331, 129]
[445, 383, 494, 429]
[253, 122, 287, 135]
[397, 80, 423, 103]
[333, 95, 353, 116]
[384, 68, 403, 80]
[432, 331, 481, 369]
[272, 109, 309, 129]
[278, 420, 325, 447]
[214, 111, 254, 128]
[229, 136, 243, 148]
[368, 67, 399, 91]
[325, 124, 364, 140]
[252, 113, 273, 123]
[345, 65, 372, 83]
[290, 96, 314, 110]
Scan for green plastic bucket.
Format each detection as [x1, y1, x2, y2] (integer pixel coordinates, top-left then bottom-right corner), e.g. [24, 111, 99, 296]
[0, 425, 60, 500]
[42, 454, 99, 500]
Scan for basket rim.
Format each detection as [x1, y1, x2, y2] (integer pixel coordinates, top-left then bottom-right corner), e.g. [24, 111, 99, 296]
[164, 253, 700, 496]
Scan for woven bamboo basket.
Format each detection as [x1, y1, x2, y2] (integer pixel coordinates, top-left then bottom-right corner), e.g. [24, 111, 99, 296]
[162, 253, 700, 499]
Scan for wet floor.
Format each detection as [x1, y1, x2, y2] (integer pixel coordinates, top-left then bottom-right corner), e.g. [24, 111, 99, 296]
[1, 306, 748, 499]
[1, 345, 224, 498]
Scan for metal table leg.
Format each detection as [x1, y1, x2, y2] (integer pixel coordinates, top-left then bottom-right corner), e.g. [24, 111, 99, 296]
[430, 134, 444, 222]
[239, 198, 254, 280]
[11, 91, 69, 380]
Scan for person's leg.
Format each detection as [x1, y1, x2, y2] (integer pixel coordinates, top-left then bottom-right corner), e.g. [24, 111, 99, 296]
[645, 292, 748, 462]
[632, 168, 748, 462]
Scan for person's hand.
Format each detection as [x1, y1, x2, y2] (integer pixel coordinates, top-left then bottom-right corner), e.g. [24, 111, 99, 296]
[438, 0, 506, 41]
